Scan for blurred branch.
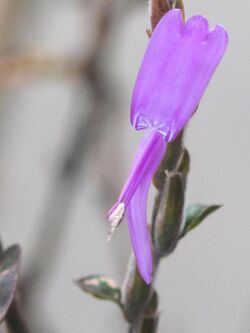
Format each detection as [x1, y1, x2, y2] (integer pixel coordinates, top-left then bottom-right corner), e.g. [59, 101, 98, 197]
[20, 1, 117, 332]
[1, 0, 146, 332]
[0, 0, 116, 88]
[0, 2, 22, 51]
[0, 52, 86, 87]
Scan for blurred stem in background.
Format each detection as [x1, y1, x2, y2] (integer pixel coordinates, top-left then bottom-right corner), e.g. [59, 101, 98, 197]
[20, 2, 118, 332]
[0, 0, 119, 332]
[0, 0, 151, 332]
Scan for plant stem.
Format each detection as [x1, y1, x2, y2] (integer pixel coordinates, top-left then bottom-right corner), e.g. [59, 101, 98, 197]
[125, 132, 184, 333]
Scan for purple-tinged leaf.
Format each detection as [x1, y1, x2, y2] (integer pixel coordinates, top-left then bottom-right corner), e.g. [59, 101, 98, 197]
[0, 245, 21, 323]
[76, 275, 121, 306]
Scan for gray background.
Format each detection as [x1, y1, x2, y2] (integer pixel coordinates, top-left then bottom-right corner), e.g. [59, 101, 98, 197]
[0, 0, 249, 332]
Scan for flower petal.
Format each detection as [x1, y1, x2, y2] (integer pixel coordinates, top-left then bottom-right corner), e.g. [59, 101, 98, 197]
[127, 176, 153, 284]
[130, 9, 228, 141]
[126, 132, 166, 284]
[107, 130, 166, 283]
[107, 130, 166, 222]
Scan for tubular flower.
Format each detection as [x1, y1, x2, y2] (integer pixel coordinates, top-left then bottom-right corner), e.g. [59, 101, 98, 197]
[107, 9, 228, 284]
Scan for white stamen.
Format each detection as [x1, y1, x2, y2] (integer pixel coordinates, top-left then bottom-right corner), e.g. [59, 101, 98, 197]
[107, 203, 125, 242]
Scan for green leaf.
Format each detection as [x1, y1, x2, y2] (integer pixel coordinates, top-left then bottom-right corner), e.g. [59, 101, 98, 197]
[180, 204, 221, 239]
[0, 245, 21, 272]
[76, 275, 121, 306]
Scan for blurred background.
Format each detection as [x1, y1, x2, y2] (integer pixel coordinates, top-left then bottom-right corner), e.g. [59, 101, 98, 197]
[0, 0, 249, 332]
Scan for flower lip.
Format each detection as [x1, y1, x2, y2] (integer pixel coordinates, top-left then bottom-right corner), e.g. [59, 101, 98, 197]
[130, 9, 228, 141]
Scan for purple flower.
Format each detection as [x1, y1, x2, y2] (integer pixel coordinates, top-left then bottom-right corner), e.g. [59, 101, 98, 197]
[107, 9, 228, 284]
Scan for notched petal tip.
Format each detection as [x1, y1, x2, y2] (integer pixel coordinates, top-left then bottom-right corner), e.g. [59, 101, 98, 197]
[184, 15, 209, 38]
[207, 24, 229, 47]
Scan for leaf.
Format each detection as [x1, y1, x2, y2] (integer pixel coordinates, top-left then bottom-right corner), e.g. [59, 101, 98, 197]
[180, 204, 221, 239]
[76, 275, 121, 306]
[0, 245, 21, 323]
